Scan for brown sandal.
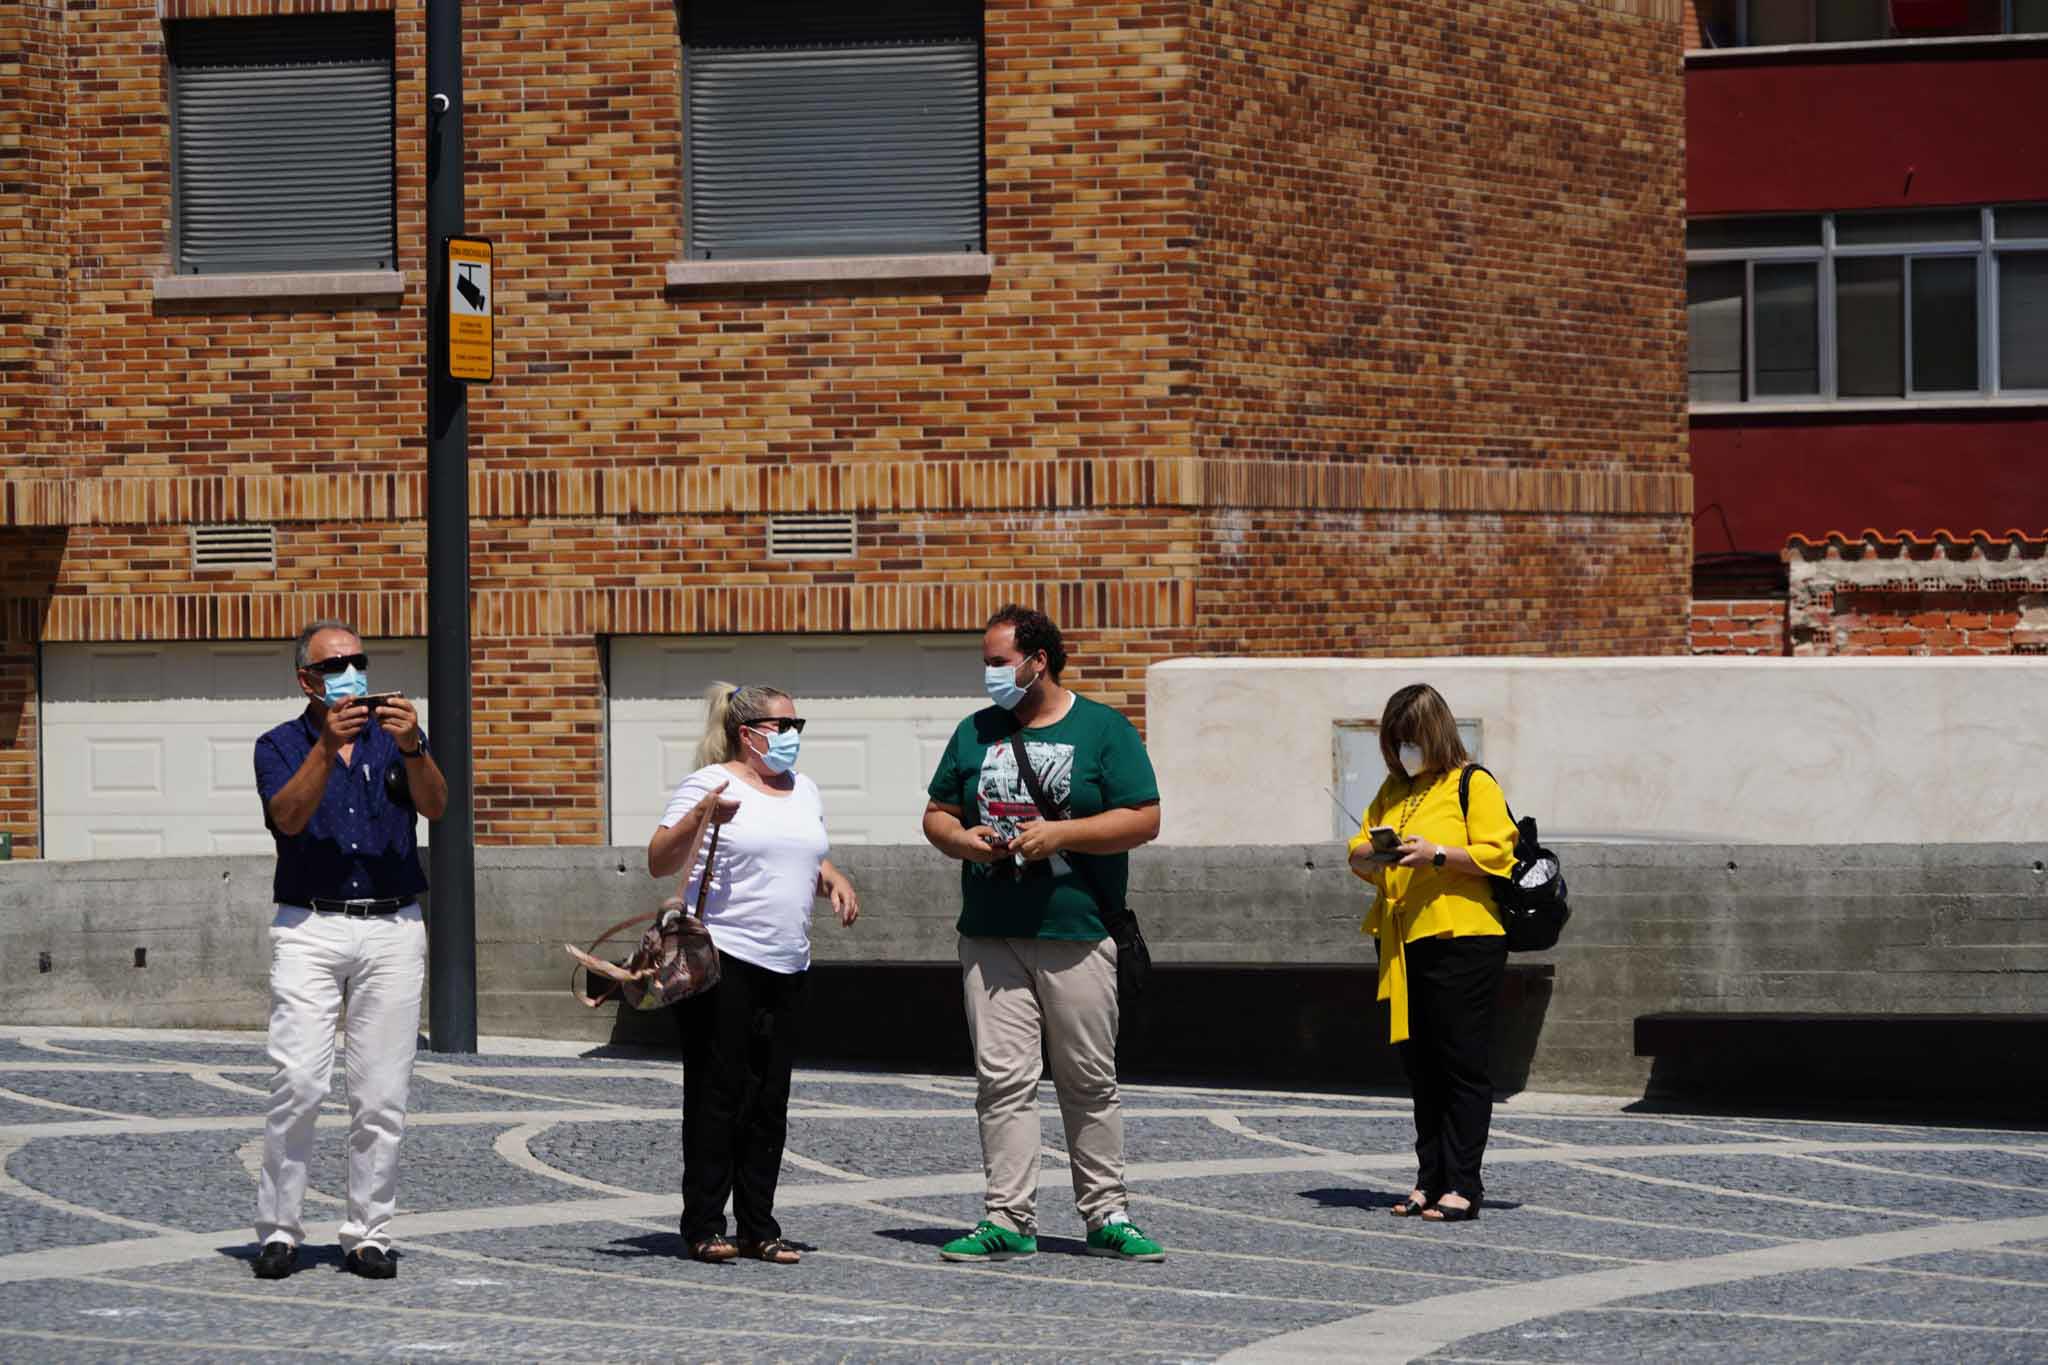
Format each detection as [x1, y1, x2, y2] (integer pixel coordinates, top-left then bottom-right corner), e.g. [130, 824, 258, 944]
[740, 1237, 801, 1264]
[688, 1236, 738, 1263]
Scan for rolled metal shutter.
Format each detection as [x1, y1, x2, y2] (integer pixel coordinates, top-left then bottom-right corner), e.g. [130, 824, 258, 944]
[168, 15, 396, 274]
[684, 2, 983, 260]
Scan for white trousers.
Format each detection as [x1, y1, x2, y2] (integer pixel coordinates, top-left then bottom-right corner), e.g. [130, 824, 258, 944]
[256, 902, 425, 1253]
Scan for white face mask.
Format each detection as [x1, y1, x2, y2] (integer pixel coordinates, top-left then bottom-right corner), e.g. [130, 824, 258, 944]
[1398, 743, 1426, 778]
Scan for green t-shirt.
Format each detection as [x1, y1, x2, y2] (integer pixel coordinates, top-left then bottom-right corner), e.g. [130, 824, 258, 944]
[926, 694, 1160, 941]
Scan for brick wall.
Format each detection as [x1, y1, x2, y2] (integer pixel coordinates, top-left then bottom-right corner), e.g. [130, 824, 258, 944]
[0, 0, 68, 467]
[1786, 533, 2048, 657]
[1689, 598, 1787, 655]
[0, 532, 64, 859]
[49, 1, 426, 481]
[0, 0, 68, 858]
[1, 0, 1692, 855]
[1810, 590, 2038, 656]
[1183, 0, 1691, 657]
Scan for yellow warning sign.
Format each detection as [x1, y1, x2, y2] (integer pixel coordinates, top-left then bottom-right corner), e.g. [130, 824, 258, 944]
[446, 236, 493, 383]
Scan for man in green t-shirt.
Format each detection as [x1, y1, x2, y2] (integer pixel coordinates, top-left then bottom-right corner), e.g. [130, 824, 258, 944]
[922, 604, 1166, 1264]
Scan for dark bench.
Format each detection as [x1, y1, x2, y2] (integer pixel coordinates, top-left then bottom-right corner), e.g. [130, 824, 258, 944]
[1634, 1012, 2048, 1118]
[609, 961, 1560, 1092]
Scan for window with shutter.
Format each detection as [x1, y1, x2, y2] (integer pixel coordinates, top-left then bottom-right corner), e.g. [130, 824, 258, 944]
[681, 1, 984, 261]
[168, 14, 397, 275]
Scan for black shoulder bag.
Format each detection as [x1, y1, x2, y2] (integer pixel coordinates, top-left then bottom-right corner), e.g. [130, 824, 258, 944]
[1007, 731, 1153, 1001]
[1458, 763, 1570, 953]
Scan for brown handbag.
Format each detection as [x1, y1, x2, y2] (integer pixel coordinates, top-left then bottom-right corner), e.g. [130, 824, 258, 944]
[564, 821, 724, 1010]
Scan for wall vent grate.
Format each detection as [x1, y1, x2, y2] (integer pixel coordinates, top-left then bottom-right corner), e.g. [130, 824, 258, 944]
[191, 523, 277, 571]
[767, 513, 857, 560]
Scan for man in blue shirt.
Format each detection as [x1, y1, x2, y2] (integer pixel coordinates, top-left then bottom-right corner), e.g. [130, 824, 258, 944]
[249, 620, 447, 1282]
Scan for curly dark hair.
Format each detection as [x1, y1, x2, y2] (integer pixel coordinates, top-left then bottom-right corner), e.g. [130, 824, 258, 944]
[986, 603, 1066, 679]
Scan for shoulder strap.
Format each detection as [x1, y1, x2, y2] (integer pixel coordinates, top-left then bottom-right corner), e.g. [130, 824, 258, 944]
[1459, 762, 1519, 828]
[692, 821, 722, 920]
[563, 909, 659, 1006]
[1009, 730, 1064, 821]
[1008, 728, 1131, 926]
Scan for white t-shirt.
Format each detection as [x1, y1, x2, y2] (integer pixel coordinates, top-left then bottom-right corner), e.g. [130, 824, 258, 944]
[659, 763, 830, 975]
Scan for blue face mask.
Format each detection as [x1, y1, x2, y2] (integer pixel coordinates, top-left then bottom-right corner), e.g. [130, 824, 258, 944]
[752, 725, 802, 774]
[321, 665, 368, 708]
[983, 660, 1037, 711]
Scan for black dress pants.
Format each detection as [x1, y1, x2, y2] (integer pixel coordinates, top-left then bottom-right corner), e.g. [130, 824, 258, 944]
[675, 951, 806, 1245]
[1394, 934, 1507, 1205]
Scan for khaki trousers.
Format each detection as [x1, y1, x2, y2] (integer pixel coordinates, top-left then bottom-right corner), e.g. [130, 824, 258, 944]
[959, 934, 1124, 1235]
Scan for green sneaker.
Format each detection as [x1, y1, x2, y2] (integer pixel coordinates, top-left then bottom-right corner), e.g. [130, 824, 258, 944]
[939, 1220, 1037, 1262]
[1086, 1218, 1166, 1261]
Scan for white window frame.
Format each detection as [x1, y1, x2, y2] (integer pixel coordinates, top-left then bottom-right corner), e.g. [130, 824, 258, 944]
[1687, 205, 2048, 409]
[1721, 0, 2047, 46]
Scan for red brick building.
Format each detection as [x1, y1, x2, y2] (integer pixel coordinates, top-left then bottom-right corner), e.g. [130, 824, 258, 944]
[1, 0, 1689, 860]
[1682, 2, 2048, 655]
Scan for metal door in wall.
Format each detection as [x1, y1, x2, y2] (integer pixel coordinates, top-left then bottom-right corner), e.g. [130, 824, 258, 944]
[41, 641, 429, 860]
[607, 634, 982, 847]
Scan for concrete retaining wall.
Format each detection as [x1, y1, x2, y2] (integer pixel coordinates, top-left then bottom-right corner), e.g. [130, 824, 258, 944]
[6, 843, 2043, 1096]
[1146, 657, 2048, 846]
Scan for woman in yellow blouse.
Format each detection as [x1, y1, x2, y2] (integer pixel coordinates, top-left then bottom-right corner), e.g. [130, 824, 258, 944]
[1347, 684, 1518, 1223]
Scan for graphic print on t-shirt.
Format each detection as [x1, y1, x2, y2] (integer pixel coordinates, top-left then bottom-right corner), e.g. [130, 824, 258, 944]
[975, 739, 1074, 879]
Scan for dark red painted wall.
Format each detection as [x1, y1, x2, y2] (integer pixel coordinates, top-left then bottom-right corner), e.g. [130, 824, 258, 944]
[1688, 48, 2048, 214]
[1692, 414, 2048, 553]
[1688, 46, 2048, 558]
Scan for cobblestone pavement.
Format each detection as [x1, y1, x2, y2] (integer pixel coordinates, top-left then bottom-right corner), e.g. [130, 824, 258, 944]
[2, 1027, 2045, 1363]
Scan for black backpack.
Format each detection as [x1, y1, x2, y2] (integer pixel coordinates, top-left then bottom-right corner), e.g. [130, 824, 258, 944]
[1458, 764, 1570, 953]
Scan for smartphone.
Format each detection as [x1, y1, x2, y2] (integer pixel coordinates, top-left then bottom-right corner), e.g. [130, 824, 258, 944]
[354, 694, 400, 720]
[1366, 825, 1402, 862]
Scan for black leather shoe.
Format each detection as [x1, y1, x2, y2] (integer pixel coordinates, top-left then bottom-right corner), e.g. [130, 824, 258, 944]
[345, 1246, 397, 1280]
[252, 1241, 297, 1279]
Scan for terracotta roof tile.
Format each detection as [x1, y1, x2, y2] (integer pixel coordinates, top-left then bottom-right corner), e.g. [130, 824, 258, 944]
[1783, 528, 2048, 561]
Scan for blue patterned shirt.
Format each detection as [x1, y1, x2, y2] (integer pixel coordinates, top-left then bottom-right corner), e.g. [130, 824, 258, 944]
[253, 709, 431, 906]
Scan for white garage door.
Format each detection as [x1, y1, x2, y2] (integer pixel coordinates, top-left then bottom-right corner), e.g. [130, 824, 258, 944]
[609, 634, 983, 846]
[42, 641, 429, 861]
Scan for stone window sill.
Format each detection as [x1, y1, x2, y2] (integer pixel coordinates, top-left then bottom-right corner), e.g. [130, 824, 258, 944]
[152, 270, 407, 308]
[664, 253, 993, 291]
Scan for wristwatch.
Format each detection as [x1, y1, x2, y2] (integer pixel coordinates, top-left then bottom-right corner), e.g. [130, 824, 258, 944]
[1431, 846, 1447, 868]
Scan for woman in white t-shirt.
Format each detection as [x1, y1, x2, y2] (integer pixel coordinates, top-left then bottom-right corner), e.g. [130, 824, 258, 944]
[647, 681, 858, 1266]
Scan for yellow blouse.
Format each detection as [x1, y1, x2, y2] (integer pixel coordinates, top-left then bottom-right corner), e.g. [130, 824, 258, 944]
[1347, 765, 1518, 1044]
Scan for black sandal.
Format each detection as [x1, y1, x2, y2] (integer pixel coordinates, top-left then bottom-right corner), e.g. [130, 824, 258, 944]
[688, 1236, 738, 1262]
[739, 1237, 801, 1264]
[1390, 1190, 1433, 1217]
[1422, 1197, 1480, 1223]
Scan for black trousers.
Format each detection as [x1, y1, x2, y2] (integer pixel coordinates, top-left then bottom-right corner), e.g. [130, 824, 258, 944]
[1394, 934, 1507, 1205]
[675, 951, 806, 1244]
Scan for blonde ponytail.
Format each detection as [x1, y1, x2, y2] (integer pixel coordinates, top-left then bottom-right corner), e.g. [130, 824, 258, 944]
[695, 680, 790, 768]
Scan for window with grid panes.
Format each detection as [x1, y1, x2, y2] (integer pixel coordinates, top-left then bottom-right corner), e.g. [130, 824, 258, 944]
[1685, 206, 2048, 403]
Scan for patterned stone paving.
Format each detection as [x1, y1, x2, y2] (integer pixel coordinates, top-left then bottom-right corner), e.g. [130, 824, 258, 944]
[1, 1026, 2044, 1363]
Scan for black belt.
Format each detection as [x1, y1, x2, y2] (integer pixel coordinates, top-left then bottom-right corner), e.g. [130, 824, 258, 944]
[296, 897, 410, 917]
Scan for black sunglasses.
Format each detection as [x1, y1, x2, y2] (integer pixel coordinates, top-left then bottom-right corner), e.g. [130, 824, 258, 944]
[302, 653, 370, 676]
[745, 717, 807, 734]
